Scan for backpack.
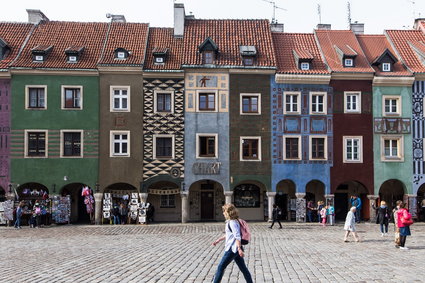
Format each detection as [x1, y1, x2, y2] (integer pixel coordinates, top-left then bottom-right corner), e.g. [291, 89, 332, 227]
[229, 219, 251, 245]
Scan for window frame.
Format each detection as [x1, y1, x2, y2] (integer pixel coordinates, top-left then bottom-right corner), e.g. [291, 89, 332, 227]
[309, 135, 327, 160]
[197, 91, 218, 112]
[196, 133, 218, 159]
[110, 131, 130, 157]
[24, 130, 48, 158]
[154, 90, 174, 114]
[344, 58, 354, 67]
[381, 135, 404, 162]
[344, 91, 361, 114]
[240, 93, 261, 115]
[382, 95, 401, 117]
[153, 134, 175, 159]
[284, 91, 301, 115]
[61, 85, 83, 110]
[283, 136, 301, 160]
[382, 62, 391, 72]
[160, 194, 176, 208]
[110, 86, 130, 112]
[240, 136, 262, 161]
[203, 51, 214, 64]
[300, 62, 310, 70]
[343, 136, 363, 163]
[60, 130, 83, 158]
[309, 92, 327, 115]
[25, 85, 47, 110]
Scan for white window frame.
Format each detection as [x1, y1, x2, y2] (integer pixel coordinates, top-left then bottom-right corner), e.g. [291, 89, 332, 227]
[68, 56, 77, 63]
[382, 63, 391, 72]
[381, 135, 404, 162]
[196, 133, 218, 159]
[155, 57, 164, 63]
[309, 92, 327, 115]
[240, 93, 261, 115]
[240, 136, 262, 161]
[153, 134, 175, 159]
[196, 90, 218, 112]
[344, 58, 353, 67]
[344, 91, 361, 114]
[300, 62, 310, 70]
[61, 85, 83, 110]
[309, 135, 328, 160]
[117, 52, 126, 59]
[343, 136, 363, 163]
[24, 129, 48, 158]
[154, 90, 174, 114]
[382, 95, 401, 117]
[284, 92, 301, 115]
[110, 131, 130, 157]
[60, 130, 84, 158]
[25, 85, 47, 110]
[160, 194, 176, 208]
[34, 55, 44, 62]
[110, 86, 130, 112]
[283, 135, 301, 160]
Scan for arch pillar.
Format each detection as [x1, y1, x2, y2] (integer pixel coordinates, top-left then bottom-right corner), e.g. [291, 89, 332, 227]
[224, 191, 233, 204]
[367, 195, 379, 222]
[266, 192, 276, 222]
[295, 193, 306, 223]
[94, 192, 103, 225]
[181, 192, 189, 223]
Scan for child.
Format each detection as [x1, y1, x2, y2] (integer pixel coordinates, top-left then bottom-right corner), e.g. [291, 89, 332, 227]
[320, 205, 327, 227]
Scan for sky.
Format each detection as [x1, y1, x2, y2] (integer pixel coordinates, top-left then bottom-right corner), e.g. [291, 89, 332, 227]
[1, 0, 425, 34]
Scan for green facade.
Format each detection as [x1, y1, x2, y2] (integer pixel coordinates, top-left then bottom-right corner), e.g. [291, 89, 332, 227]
[373, 85, 413, 194]
[11, 74, 99, 192]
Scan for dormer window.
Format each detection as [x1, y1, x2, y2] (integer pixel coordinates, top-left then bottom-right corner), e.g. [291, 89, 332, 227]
[300, 62, 310, 70]
[344, 58, 354, 67]
[293, 49, 314, 71]
[203, 51, 214, 64]
[68, 56, 77, 62]
[382, 63, 391, 72]
[155, 57, 164, 63]
[334, 45, 357, 68]
[35, 55, 44, 62]
[198, 37, 219, 65]
[114, 48, 129, 60]
[372, 48, 398, 73]
[0, 38, 10, 60]
[240, 46, 257, 66]
[117, 52, 125, 59]
[65, 46, 84, 63]
[152, 47, 168, 65]
[31, 45, 53, 63]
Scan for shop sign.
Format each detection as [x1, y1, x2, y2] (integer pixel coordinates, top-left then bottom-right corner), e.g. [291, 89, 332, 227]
[149, 188, 180, 195]
[192, 162, 221, 175]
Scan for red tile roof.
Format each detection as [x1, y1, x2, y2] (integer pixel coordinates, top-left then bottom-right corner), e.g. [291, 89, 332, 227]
[272, 32, 329, 74]
[356, 34, 411, 76]
[0, 22, 34, 69]
[182, 19, 276, 68]
[293, 49, 314, 60]
[315, 30, 374, 73]
[11, 21, 108, 69]
[98, 22, 149, 66]
[386, 30, 425, 73]
[144, 27, 183, 70]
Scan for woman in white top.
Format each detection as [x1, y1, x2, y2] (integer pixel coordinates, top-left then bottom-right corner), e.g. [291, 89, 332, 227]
[212, 204, 253, 283]
[344, 206, 360, 242]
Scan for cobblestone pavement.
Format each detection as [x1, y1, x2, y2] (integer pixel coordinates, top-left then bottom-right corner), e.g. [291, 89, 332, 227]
[1, 222, 424, 283]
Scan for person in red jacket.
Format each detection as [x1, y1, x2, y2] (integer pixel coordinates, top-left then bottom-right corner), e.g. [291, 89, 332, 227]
[396, 203, 413, 250]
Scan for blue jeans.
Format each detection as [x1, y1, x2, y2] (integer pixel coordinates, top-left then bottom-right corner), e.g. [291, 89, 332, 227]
[213, 249, 253, 283]
[113, 215, 120, 225]
[307, 210, 313, 222]
[380, 223, 388, 233]
[14, 216, 21, 228]
[355, 209, 361, 222]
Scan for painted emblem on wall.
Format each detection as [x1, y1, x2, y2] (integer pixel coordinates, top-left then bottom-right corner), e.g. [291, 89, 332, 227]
[170, 167, 181, 178]
[196, 76, 217, 88]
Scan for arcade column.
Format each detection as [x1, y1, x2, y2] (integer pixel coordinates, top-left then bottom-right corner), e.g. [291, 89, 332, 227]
[367, 195, 379, 222]
[94, 192, 103, 225]
[181, 192, 189, 223]
[295, 193, 306, 223]
[266, 192, 276, 222]
[224, 191, 233, 204]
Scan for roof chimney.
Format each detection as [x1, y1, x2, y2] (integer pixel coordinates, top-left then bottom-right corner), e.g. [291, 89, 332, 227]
[350, 22, 364, 35]
[174, 3, 185, 38]
[316, 24, 331, 30]
[270, 23, 284, 33]
[26, 9, 49, 24]
[106, 14, 126, 23]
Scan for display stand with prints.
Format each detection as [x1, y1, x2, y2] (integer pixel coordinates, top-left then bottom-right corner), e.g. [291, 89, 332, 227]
[0, 202, 6, 225]
[3, 200, 14, 225]
[129, 193, 139, 223]
[102, 193, 111, 223]
[52, 196, 71, 224]
[139, 202, 150, 224]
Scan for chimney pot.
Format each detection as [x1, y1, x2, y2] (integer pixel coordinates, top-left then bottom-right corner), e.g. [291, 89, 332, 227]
[317, 24, 331, 30]
[174, 3, 185, 38]
[26, 9, 49, 24]
[350, 22, 364, 35]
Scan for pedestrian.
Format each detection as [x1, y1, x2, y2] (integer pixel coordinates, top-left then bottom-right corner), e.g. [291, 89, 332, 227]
[269, 204, 282, 229]
[112, 203, 120, 225]
[393, 200, 402, 248]
[350, 195, 362, 223]
[320, 205, 327, 227]
[317, 201, 324, 223]
[343, 206, 360, 242]
[119, 202, 128, 225]
[396, 202, 413, 250]
[14, 201, 23, 229]
[327, 203, 335, 226]
[212, 204, 253, 283]
[372, 200, 391, 236]
[306, 200, 315, 222]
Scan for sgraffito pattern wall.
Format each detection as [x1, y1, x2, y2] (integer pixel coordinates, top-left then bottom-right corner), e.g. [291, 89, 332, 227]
[413, 81, 425, 192]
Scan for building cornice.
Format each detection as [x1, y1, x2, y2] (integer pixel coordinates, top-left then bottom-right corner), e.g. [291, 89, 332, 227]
[372, 76, 415, 86]
[142, 72, 184, 78]
[228, 69, 275, 75]
[97, 66, 143, 74]
[10, 69, 99, 76]
[331, 72, 374, 80]
[0, 71, 10, 78]
[415, 73, 425, 81]
[275, 74, 331, 84]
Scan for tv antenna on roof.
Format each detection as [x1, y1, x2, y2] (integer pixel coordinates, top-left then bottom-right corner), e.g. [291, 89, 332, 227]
[317, 4, 322, 24]
[261, 0, 287, 24]
[347, 1, 352, 28]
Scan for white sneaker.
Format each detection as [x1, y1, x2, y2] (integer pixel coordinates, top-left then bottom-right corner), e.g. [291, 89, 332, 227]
[381, 233, 384, 237]
[400, 247, 409, 250]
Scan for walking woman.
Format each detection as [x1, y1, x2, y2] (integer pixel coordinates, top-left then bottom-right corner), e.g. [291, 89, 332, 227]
[269, 204, 282, 229]
[396, 202, 413, 250]
[343, 206, 360, 242]
[212, 204, 253, 283]
[372, 200, 391, 236]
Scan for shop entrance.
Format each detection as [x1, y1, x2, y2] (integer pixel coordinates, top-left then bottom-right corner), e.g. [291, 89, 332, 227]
[201, 191, 214, 219]
[334, 181, 368, 221]
[188, 180, 224, 222]
[146, 181, 181, 222]
[61, 183, 92, 224]
[276, 179, 296, 221]
[379, 179, 405, 210]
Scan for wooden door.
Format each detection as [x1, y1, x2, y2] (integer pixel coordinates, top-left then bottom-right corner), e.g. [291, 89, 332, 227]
[201, 191, 214, 220]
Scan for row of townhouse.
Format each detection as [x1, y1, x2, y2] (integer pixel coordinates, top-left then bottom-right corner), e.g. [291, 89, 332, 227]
[1, 5, 425, 224]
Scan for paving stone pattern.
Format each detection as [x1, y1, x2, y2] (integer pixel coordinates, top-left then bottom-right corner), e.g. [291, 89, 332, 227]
[1, 222, 424, 283]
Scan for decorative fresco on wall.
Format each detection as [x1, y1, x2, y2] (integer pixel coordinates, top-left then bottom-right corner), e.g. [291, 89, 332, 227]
[413, 81, 425, 190]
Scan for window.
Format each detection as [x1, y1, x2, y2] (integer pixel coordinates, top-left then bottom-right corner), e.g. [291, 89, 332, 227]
[381, 136, 403, 161]
[154, 135, 174, 159]
[284, 92, 300, 114]
[382, 63, 391, 72]
[240, 93, 260, 114]
[110, 86, 130, 112]
[243, 57, 254, 66]
[62, 86, 82, 109]
[197, 134, 218, 158]
[203, 51, 214, 64]
[160, 195, 175, 208]
[310, 92, 327, 114]
[110, 131, 130, 157]
[309, 136, 327, 160]
[344, 92, 361, 113]
[25, 131, 47, 157]
[343, 136, 362, 163]
[198, 92, 216, 111]
[344, 58, 353, 67]
[234, 184, 261, 207]
[61, 131, 82, 157]
[68, 56, 77, 62]
[241, 137, 261, 161]
[35, 55, 44, 62]
[154, 91, 173, 113]
[26, 86, 46, 109]
[283, 136, 301, 160]
[155, 57, 164, 63]
[300, 62, 310, 70]
[117, 52, 125, 59]
[383, 96, 401, 116]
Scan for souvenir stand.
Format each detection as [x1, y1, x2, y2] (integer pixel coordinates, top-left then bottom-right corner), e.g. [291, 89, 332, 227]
[138, 202, 150, 224]
[129, 193, 139, 224]
[102, 188, 137, 224]
[52, 195, 71, 224]
[0, 202, 5, 225]
[2, 200, 14, 225]
[102, 193, 112, 224]
[82, 186, 95, 224]
[18, 188, 51, 226]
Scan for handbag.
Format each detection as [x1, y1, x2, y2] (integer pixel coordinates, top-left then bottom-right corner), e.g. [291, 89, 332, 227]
[401, 217, 413, 226]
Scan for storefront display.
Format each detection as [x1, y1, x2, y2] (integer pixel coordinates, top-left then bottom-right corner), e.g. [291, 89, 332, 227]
[103, 193, 111, 220]
[52, 196, 71, 224]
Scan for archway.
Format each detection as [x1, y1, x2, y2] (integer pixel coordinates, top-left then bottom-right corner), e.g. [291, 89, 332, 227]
[417, 184, 425, 221]
[233, 181, 266, 221]
[379, 179, 405, 210]
[0, 186, 5, 202]
[61, 183, 93, 224]
[334, 181, 368, 221]
[146, 181, 181, 222]
[16, 183, 49, 226]
[103, 183, 138, 224]
[276, 179, 296, 221]
[188, 180, 224, 222]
